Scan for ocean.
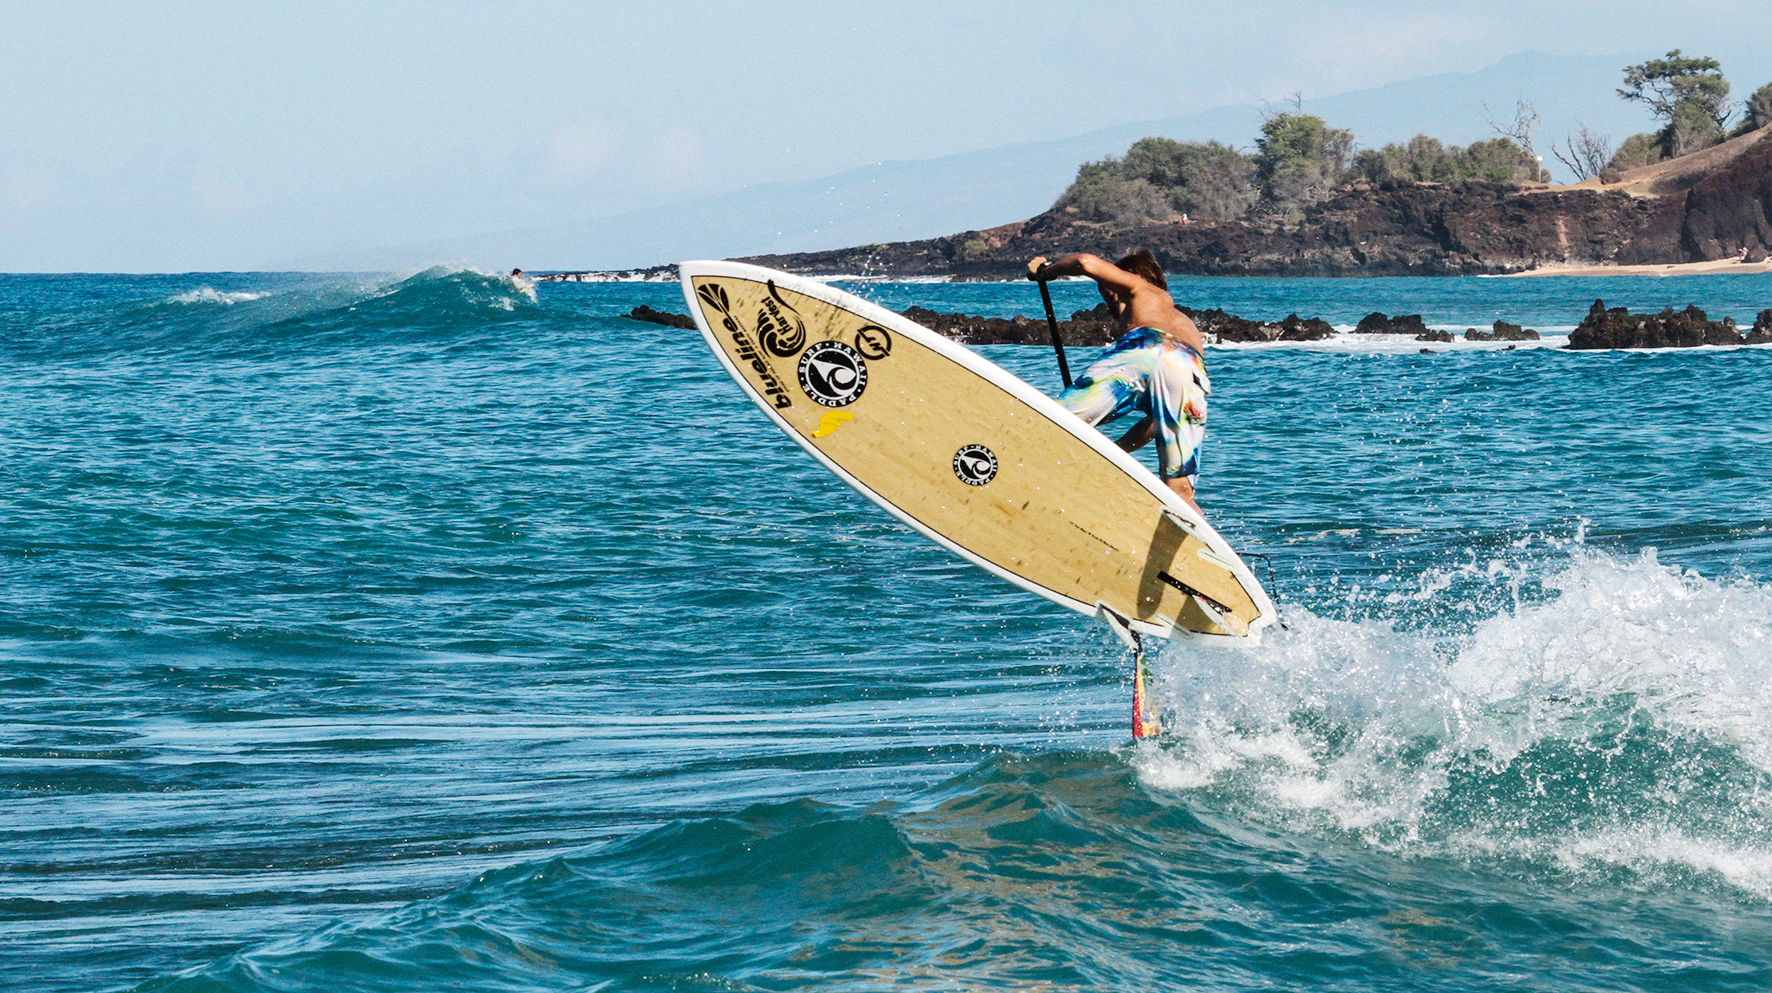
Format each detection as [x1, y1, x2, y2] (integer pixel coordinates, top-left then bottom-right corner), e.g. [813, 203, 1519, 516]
[6, 267, 1772, 992]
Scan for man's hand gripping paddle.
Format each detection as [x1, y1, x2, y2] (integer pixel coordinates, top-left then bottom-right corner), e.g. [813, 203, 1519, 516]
[1028, 257, 1072, 389]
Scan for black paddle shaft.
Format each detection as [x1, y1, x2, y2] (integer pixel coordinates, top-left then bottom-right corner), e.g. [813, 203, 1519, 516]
[1037, 277, 1072, 389]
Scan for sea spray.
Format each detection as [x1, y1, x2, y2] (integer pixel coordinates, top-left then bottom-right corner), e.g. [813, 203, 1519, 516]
[1137, 545, 1772, 897]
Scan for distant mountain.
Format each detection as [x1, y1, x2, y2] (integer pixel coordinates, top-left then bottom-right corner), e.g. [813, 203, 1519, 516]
[351, 51, 1648, 272]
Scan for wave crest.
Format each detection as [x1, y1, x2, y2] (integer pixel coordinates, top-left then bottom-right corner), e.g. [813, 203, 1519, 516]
[1136, 545, 1772, 895]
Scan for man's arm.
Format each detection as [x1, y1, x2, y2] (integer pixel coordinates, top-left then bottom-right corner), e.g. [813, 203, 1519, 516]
[1114, 415, 1154, 453]
[1027, 254, 1147, 297]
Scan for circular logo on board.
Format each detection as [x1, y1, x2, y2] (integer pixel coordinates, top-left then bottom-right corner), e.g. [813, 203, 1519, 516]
[952, 444, 999, 486]
[798, 340, 868, 407]
[853, 324, 893, 360]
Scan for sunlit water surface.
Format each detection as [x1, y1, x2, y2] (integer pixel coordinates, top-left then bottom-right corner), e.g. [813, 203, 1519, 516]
[4, 269, 1772, 992]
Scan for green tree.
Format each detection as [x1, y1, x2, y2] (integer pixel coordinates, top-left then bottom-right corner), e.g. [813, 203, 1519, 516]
[1618, 50, 1732, 157]
[1052, 137, 1256, 228]
[1353, 135, 1545, 186]
[1455, 138, 1549, 183]
[1253, 112, 1354, 215]
[1732, 81, 1772, 136]
[1607, 131, 1664, 171]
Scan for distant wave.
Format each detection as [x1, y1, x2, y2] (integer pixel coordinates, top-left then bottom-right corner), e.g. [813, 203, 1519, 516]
[165, 287, 265, 305]
[5, 266, 550, 362]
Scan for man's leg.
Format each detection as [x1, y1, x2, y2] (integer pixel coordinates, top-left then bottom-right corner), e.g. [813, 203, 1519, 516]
[1165, 475, 1202, 516]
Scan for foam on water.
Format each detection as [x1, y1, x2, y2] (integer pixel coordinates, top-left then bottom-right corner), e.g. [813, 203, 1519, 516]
[167, 286, 265, 305]
[1137, 542, 1772, 897]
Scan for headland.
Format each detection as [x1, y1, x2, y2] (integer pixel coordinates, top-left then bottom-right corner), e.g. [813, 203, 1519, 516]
[726, 124, 1772, 281]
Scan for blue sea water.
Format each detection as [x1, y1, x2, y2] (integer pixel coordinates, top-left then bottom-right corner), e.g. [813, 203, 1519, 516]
[5, 267, 1772, 993]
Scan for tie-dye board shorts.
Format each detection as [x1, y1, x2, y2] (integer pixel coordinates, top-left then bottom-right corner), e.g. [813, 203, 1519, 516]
[1056, 327, 1211, 484]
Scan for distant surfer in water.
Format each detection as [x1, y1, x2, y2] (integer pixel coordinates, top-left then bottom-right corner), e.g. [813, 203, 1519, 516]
[1027, 250, 1209, 513]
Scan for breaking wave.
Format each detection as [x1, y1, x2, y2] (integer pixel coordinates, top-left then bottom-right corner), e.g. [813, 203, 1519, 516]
[1140, 544, 1772, 897]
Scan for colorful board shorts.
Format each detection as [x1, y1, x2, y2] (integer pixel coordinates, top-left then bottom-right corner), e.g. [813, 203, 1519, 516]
[1057, 327, 1211, 484]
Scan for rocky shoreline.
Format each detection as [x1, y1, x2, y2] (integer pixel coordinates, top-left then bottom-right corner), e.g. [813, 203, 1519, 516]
[739, 182, 1668, 280]
[623, 301, 1772, 350]
[729, 126, 1772, 281]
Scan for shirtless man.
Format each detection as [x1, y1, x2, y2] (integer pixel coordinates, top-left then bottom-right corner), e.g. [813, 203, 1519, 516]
[1027, 249, 1210, 513]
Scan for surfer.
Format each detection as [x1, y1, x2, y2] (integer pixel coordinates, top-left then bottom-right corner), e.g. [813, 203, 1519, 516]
[1027, 250, 1209, 513]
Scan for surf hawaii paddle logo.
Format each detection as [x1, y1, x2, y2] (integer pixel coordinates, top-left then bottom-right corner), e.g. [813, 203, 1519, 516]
[797, 341, 867, 407]
[697, 280, 793, 409]
[952, 444, 998, 486]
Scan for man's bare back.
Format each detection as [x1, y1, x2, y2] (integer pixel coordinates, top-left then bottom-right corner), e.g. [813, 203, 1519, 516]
[1028, 252, 1209, 513]
[1028, 253, 1203, 353]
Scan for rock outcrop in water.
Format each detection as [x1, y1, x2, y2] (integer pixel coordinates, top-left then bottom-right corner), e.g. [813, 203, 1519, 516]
[1747, 309, 1772, 345]
[624, 304, 697, 329]
[1565, 300, 1742, 349]
[620, 303, 1338, 346]
[898, 306, 1120, 346]
[1465, 320, 1540, 341]
[1181, 307, 1335, 343]
[1354, 312, 1431, 335]
[623, 300, 1772, 351]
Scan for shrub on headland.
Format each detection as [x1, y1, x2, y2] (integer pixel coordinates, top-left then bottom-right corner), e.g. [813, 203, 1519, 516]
[1054, 137, 1255, 227]
[1352, 136, 1548, 187]
[1051, 113, 1546, 232]
[1733, 82, 1772, 137]
[1253, 113, 1355, 217]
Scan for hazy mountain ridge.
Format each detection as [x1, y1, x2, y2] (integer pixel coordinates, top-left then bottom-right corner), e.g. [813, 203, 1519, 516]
[389, 52, 1651, 273]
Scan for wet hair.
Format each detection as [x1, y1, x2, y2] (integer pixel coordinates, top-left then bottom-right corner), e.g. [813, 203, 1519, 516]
[1115, 249, 1167, 291]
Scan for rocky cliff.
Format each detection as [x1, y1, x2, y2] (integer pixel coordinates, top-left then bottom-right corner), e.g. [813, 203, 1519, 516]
[740, 127, 1772, 279]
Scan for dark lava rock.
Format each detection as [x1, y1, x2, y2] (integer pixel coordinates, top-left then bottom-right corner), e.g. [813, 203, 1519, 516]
[1617, 130, 1772, 264]
[1278, 313, 1336, 340]
[900, 305, 1116, 347]
[1566, 299, 1743, 349]
[1745, 308, 1772, 345]
[1355, 312, 1430, 335]
[1416, 329, 1455, 342]
[742, 181, 1662, 279]
[1184, 307, 1270, 342]
[1181, 306, 1337, 343]
[900, 301, 1336, 347]
[625, 305, 697, 330]
[1465, 319, 1541, 341]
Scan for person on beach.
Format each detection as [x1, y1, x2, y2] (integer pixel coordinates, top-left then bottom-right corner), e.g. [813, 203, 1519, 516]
[1027, 249, 1210, 513]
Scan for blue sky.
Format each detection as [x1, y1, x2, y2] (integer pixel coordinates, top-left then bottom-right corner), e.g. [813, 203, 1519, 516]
[2, 1, 1767, 271]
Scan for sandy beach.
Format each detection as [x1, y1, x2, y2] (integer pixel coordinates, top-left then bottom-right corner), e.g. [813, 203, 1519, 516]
[1504, 258, 1772, 278]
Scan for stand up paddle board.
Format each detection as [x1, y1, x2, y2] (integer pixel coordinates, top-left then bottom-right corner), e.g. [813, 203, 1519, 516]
[682, 259, 1276, 649]
[683, 261, 1276, 735]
